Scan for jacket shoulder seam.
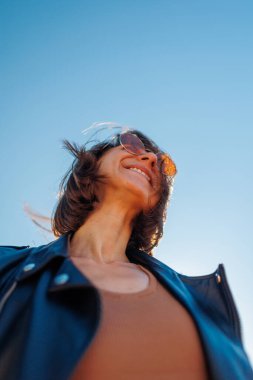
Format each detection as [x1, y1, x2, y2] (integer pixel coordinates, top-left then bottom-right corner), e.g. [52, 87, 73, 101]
[0, 245, 30, 250]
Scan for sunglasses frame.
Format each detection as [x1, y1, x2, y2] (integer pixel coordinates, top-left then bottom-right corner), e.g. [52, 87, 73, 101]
[118, 132, 177, 177]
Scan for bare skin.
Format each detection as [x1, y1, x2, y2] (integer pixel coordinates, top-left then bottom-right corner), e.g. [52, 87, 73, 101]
[68, 144, 162, 293]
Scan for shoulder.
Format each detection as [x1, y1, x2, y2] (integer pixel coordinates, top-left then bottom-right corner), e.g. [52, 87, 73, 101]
[0, 241, 51, 271]
[0, 244, 31, 260]
[0, 244, 33, 274]
[0, 236, 68, 278]
[0, 244, 30, 252]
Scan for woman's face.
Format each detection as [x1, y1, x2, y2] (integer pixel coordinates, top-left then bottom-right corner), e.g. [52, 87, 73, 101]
[96, 144, 162, 213]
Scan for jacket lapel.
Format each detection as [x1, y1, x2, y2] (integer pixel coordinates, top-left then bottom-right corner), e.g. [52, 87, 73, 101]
[126, 247, 252, 380]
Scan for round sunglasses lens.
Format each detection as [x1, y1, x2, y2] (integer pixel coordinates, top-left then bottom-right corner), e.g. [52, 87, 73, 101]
[120, 133, 145, 154]
[157, 153, 177, 176]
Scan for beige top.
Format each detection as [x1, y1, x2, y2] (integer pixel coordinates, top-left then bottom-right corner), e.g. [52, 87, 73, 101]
[70, 264, 209, 380]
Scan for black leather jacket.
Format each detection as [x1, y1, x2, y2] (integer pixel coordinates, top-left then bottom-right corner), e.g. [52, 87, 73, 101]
[0, 233, 252, 380]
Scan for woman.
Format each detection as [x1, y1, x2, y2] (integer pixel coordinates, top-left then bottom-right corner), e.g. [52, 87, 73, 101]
[0, 127, 252, 380]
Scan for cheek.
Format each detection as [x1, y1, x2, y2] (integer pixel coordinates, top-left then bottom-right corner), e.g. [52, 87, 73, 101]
[150, 181, 163, 206]
[97, 157, 121, 187]
[97, 155, 114, 175]
[153, 172, 163, 192]
[150, 192, 161, 208]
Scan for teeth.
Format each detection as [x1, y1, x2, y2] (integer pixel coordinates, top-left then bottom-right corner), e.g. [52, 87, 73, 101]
[129, 167, 150, 182]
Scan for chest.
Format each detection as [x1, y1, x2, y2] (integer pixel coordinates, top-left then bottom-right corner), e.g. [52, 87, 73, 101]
[70, 258, 149, 293]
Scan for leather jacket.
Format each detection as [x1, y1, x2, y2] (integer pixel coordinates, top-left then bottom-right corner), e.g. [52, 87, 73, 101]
[0, 233, 252, 380]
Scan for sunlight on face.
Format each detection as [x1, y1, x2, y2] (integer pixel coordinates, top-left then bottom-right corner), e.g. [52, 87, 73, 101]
[96, 146, 162, 214]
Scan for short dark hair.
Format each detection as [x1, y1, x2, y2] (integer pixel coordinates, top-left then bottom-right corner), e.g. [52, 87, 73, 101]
[52, 129, 175, 256]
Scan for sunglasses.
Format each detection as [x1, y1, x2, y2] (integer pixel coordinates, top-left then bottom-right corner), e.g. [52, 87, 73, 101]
[117, 132, 177, 177]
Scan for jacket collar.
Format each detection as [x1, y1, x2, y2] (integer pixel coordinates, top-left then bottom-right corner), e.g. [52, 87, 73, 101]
[15, 233, 199, 303]
[15, 233, 91, 289]
[15, 234, 222, 343]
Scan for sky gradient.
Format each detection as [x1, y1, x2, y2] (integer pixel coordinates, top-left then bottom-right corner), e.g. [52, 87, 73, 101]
[1, 0, 253, 361]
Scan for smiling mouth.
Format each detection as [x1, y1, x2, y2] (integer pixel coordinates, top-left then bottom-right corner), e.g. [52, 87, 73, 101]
[128, 167, 151, 183]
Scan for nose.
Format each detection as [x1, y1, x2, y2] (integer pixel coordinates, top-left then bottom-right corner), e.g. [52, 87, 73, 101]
[139, 151, 158, 169]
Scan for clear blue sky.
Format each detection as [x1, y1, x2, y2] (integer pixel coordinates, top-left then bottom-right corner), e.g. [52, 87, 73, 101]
[1, 0, 253, 361]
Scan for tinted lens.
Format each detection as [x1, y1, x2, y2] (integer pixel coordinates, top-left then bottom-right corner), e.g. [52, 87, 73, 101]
[157, 153, 177, 177]
[120, 133, 145, 154]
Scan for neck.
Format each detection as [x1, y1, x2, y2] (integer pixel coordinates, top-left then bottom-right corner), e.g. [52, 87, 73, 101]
[68, 200, 138, 264]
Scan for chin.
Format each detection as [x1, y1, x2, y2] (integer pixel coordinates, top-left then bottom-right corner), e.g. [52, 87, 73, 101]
[127, 185, 158, 211]
[118, 173, 159, 209]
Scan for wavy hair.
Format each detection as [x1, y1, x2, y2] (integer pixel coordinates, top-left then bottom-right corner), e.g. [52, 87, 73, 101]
[52, 129, 176, 256]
